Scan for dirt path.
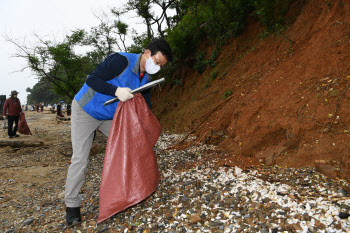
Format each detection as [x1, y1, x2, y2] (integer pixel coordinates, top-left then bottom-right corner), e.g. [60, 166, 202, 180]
[0, 111, 72, 168]
[0, 112, 71, 222]
[0, 111, 108, 231]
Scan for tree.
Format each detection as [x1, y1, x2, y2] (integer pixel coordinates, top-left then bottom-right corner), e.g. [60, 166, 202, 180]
[112, 0, 183, 40]
[126, 0, 154, 38]
[83, 12, 129, 59]
[26, 80, 62, 105]
[5, 12, 130, 102]
[127, 30, 150, 53]
[5, 30, 94, 101]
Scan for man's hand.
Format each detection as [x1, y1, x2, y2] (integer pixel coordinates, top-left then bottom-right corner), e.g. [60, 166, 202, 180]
[3, 115, 7, 120]
[115, 87, 134, 102]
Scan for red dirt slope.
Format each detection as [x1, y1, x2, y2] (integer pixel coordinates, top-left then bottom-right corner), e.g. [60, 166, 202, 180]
[152, 0, 350, 181]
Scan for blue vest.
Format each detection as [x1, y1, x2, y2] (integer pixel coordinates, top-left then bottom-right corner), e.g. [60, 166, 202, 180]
[74, 52, 151, 120]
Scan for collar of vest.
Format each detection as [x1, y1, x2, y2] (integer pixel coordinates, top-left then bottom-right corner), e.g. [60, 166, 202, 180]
[131, 54, 142, 76]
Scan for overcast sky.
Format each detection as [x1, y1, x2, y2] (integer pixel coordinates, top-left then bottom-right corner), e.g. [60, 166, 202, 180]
[0, 0, 145, 104]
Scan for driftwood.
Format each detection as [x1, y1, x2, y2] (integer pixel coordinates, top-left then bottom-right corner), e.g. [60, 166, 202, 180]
[56, 115, 70, 121]
[0, 140, 44, 147]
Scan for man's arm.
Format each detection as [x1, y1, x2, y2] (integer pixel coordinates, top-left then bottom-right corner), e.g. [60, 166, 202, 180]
[3, 99, 8, 117]
[141, 90, 152, 110]
[86, 53, 128, 96]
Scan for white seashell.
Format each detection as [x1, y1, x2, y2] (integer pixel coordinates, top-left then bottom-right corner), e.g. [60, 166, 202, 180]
[234, 167, 242, 176]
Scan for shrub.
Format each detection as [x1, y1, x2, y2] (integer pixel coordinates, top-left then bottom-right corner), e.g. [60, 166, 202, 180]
[254, 0, 292, 33]
[194, 51, 207, 74]
[167, 0, 255, 61]
[211, 69, 219, 80]
[223, 89, 233, 99]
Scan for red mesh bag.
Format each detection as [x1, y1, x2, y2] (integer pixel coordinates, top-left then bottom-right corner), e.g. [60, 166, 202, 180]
[97, 93, 161, 223]
[18, 112, 32, 135]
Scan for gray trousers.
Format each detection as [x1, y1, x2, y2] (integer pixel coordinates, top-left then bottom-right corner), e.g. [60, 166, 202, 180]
[65, 99, 112, 207]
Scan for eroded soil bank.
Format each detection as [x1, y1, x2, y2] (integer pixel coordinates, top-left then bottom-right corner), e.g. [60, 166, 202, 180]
[152, 0, 350, 182]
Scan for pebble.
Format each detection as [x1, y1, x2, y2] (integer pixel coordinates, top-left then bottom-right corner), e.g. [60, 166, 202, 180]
[22, 218, 34, 226]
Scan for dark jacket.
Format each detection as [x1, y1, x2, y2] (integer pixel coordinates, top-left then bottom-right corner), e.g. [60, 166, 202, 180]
[3, 97, 22, 117]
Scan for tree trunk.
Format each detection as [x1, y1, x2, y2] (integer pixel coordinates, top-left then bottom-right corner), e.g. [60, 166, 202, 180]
[0, 140, 44, 147]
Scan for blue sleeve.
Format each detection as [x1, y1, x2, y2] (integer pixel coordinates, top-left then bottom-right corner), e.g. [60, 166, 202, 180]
[86, 53, 128, 96]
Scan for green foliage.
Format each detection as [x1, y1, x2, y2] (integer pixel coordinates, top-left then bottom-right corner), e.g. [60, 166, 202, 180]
[207, 50, 218, 68]
[211, 69, 219, 80]
[157, 62, 179, 85]
[167, 0, 254, 60]
[26, 81, 63, 105]
[127, 31, 150, 53]
[164, 0, 294, 63]
[127, 0, 152, 20]
[83, 16, 129, 57]
[287, 43, 294, 55]
[173, 78, 183, 86]
[28, 55, 40, 69]
[21, 32, 95, 101]
[324, 1, 331, 6]
[194, 51, 207, 74]
[258, 30, 270, 39]
[207, 35, 228, 68]
[223, 89, 233, 99]
[67, 29, 85, 44]
[14, 0, 297, 106]
[166, 8, 207, 59]
[115, 20, 128, 35]
[254, 0, 292, 33]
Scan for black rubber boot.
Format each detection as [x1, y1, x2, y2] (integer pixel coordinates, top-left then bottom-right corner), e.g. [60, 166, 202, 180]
[66, 207, 82, 227]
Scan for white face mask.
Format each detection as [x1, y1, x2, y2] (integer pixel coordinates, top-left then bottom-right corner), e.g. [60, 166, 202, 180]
[145, 55, 160, 74]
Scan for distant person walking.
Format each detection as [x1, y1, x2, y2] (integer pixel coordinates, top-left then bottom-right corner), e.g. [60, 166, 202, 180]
[3, 90, 22, 138]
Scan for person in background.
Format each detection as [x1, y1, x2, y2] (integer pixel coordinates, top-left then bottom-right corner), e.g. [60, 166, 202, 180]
[3, 90, 22, 138]
[67, 104, 71, 116]
[64, 38, 173, 227]
[57, 102, 62, 116]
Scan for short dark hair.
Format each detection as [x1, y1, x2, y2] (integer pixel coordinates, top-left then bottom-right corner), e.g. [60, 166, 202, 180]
[146, 38, 173, 62]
